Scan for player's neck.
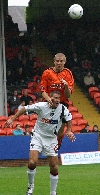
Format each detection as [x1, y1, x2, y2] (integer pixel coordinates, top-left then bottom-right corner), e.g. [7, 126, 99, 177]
[53, 67, 64, 73]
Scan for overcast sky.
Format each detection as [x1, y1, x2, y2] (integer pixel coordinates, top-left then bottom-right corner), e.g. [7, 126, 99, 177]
[8, 0, 29, 6]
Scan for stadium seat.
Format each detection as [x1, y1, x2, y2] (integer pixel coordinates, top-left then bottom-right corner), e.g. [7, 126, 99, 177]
[68, 100, 73, 107]
[0, 115, 8, 124]
[6, 128, 14, 136]
[28, 82, 34, 88]
[93, 92, 100, 105]
[1, 122, 13, 129]
[72, 120, 77, 126]
[88, 86, 99, 99]
[12, 121, 24, 128]
[29, 94, 37, 101]
[29, 114, 38, 121]
[7, 115, 19, 121]
[68, 106, 78, 114]
[77, 119, 88, 129]
[89, 126, 93, 131]
[0, 129, 7, 136]
[72, 126, 82, 133]
[19, 115, 29, 122]
[23, 121, 35, 128]
[72, 113, 83, 121]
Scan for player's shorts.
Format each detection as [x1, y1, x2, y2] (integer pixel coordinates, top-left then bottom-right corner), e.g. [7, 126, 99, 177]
[30, 132, 58, 156]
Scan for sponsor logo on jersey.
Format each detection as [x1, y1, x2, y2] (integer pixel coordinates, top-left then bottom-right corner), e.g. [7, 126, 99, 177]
[41, 118, 58, 124]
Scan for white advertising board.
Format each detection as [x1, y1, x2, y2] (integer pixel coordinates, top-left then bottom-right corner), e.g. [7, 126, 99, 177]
[60, 151, 100, 165]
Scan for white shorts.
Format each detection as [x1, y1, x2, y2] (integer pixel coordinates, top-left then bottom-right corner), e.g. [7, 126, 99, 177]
[30, 132, 58, 156]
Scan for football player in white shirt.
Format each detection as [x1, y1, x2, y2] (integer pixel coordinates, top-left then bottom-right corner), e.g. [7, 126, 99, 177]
[5, 91, 76, 195]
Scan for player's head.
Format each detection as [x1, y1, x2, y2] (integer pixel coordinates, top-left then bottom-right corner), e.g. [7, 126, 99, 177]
[54, 53, 66, 72]
[50, 91, 61, 108]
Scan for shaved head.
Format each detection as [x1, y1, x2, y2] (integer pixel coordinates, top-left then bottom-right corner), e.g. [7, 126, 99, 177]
[54, 53, 66, 61]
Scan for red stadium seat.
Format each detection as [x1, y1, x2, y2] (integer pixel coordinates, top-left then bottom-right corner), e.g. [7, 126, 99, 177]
[93, 92, 100, 105]
[72, 113, 83, 121]
[0, 115, 8, 124]
[19, 115, 29, 122]
[7, 115, 19, 121]
[12, 121, 24, 128]
[6, 128, 14, 136]
[72, 120, 77, 126]
[89, 126, 93, 132]
[29, 94, 37, 101]
[29, 114, 38, 121]
[23, 121, 34, 128]
[72, 126, 82, 133]
[88, 86, 99, 98]
[28, 82, 34, 88]
[68, 100, 73, 107]
[0, 129, 7, 136]
[77, 119, 88, 129]
[68, 106, 78, 114]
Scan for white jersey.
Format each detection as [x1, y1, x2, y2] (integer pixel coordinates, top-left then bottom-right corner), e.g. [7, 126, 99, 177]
[25, 102, 72, 138]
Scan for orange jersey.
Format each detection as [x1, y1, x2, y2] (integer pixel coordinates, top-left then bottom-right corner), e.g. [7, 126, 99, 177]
[40, 67, 74, 103]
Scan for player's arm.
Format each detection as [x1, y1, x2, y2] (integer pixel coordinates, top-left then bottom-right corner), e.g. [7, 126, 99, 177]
[64, 107, 76, 142]
[60, 79, 71, 98]
[5, 107, 26, 127]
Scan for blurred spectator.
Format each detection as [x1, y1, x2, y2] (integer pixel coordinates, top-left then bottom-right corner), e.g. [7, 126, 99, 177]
[29, 44, 36, 57]
[15, 67, 26, 85]
[13, 52, 23, 69]
[70, 52, 81, 72]
[92, 125, 99, 133]
[30, 61, 41, 78]
[27, 53, 34, 67]
[80, 124, 91, 133]
[13, 123, 24, 136]
[95, 73, 100, 90]
[84, 71, 95, 91]
[36, 92, 44, 102]
[7, 90, 20, 115]
[82, 59, 91, 70]
[33, 77, 41, 95]
[24, 124, 31, 135]
[18, 101, 25, 111]
[20, 89, 33, 106]
[6, 70, 15, 85]
[40, 61, 49, 75]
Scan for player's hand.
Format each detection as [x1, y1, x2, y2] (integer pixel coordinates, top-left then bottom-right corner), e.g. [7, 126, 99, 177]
[60, 79, 68, 86]
[66, 131, 76, 142]
[47, 97, 53, 107]
[4, 118, 14, 128]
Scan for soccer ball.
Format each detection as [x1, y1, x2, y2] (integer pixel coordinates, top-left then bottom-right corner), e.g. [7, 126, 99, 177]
[68, 4, 83, 19]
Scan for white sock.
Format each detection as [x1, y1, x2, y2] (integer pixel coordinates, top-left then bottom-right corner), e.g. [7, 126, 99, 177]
[50, 173, 58, 195]
[27, 168, 36, 189]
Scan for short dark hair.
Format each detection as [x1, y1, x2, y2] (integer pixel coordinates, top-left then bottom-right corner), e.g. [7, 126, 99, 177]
[25, 124, 30, 128]
[50, 91, 61, 97]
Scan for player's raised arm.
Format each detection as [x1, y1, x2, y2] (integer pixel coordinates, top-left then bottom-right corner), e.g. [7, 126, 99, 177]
[5, 107, 26, 127]
[66, 120, 76, 142]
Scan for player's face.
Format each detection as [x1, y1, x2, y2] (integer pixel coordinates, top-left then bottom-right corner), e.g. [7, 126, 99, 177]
[51, 93, 60, 108]
[54, 57, 66, 72]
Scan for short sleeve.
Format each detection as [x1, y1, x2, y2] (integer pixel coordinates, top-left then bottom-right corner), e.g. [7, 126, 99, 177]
[64, 106, 72, 121]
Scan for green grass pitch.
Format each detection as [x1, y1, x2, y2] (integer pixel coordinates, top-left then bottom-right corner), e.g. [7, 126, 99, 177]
[0, 164, 100, 195]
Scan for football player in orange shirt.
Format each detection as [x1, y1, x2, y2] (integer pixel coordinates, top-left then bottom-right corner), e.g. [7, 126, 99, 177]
[40, 53, 74, 149]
